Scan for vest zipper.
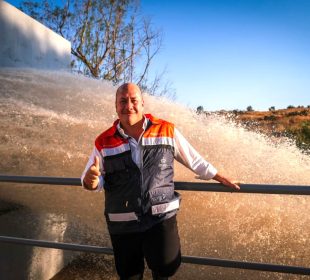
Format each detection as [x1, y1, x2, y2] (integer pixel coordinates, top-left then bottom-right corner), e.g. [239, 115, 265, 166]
[139, 140, 144, 206]
[135, 135, 144, 220]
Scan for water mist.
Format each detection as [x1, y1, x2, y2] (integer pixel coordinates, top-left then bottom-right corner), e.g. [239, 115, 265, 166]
[0, 69, 309, 280]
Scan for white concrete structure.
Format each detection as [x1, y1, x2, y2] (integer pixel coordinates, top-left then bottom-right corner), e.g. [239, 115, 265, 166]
[0, 1, 71, 69]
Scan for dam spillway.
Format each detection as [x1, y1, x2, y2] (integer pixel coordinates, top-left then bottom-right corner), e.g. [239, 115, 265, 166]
[0, 68, 309, 279]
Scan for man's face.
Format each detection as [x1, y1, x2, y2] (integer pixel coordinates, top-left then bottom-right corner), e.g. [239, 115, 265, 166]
[115, 84, 144, 126]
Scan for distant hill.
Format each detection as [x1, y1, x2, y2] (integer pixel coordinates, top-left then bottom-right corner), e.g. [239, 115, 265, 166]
[205, 107, 310, 153]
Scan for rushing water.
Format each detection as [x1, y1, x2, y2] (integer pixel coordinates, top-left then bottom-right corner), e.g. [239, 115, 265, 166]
[0, 68, 309, 279]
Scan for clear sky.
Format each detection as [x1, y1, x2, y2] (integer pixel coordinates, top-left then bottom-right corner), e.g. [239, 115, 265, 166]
[5, 0, 310, 111]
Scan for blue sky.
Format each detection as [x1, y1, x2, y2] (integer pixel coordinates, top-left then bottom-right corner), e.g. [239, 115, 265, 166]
[141, 0, 310, 111]
[6, 0, 310, 111]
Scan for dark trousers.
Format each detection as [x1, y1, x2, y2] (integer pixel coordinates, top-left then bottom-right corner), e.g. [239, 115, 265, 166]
[110, 215, 181, 279]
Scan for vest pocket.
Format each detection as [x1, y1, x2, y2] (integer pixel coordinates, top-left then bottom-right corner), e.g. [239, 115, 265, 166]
[148, 186, 174, 205]
[149, 192, 181, 216]
[104, 168, 141, 221]
[105, 188, 141, 222]
[104, 169, 131, 191]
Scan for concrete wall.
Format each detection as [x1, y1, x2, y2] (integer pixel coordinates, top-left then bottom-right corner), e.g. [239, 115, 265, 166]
[0, 1, 71, 70]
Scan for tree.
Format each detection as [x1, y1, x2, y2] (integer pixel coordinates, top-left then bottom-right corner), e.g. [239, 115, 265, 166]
[196, 106, 204, 114]
[246, 105, 254, 112]
[269, 106, 275, 111]
[20, 0, 172, 97]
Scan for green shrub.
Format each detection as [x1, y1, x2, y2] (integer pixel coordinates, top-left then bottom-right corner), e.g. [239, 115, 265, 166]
[264, 115, 277, 121]
[286, 121, 310, 153]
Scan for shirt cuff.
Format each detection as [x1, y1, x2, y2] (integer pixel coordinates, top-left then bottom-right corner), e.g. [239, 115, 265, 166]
[196, 164, 218, 180]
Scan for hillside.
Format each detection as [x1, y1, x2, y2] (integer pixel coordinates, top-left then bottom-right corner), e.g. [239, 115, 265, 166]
[224, 107, 310, 152]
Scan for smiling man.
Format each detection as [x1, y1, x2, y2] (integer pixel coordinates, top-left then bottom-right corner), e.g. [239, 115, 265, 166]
[115, 83, 145, 140]
[81, 83, 240, 280]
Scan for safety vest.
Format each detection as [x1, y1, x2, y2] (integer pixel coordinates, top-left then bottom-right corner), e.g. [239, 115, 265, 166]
[95, 114, 180, 234]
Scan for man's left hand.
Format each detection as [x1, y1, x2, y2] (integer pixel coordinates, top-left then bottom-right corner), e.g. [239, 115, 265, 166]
[213, 173, 241, 190]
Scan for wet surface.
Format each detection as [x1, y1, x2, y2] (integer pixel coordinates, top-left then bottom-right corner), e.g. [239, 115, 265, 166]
[0, 185, 309, 280]
[0, 185, 110, 279]
[0, 69, 309, 279]
[50, 253, 117, 280]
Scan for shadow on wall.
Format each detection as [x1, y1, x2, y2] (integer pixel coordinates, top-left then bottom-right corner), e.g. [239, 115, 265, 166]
[0, 1, 71, 70]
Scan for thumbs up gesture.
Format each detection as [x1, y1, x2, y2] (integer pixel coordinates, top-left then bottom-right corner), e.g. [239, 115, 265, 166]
[83, 156, 101, 190]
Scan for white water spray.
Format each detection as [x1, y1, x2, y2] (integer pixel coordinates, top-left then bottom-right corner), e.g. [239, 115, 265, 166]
[0, 68, 309, 279]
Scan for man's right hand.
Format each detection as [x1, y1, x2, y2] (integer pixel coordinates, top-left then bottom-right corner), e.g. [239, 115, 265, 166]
[83, 156, 101, 190]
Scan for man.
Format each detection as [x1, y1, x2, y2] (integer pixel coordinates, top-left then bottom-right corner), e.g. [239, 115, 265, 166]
[81, 83, 240, 280]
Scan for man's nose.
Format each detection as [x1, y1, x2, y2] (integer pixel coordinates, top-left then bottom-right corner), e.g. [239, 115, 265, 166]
[126, 100, 133, 110]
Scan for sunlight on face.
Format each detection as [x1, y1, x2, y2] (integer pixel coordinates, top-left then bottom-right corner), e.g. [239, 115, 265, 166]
[115, 83, 144, 126]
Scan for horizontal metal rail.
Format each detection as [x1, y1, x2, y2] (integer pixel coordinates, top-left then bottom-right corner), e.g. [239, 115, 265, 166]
[0, 236, 113, 255]
[1, 175, 310, 195]
[0, 236, 309, 275]
[1, 175, 310, 276]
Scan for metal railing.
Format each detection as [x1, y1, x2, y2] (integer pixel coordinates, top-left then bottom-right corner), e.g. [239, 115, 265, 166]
[0, 175, 309, 276]
[1, 175, 310, 195]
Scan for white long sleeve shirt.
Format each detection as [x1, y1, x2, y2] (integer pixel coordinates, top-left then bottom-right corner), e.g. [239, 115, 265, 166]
[81, 117, 217, 191]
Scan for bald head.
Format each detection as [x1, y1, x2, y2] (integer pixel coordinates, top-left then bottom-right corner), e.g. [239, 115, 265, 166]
[116, 83, 142, 99]
[115, 82, 144, 127]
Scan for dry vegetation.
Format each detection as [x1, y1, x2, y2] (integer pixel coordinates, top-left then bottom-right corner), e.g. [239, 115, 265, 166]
[207, 106, 310, 153]
[232, 107, 310, 134]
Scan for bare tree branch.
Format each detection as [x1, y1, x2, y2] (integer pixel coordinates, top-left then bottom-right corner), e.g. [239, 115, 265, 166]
[20, 0, 175, 97]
